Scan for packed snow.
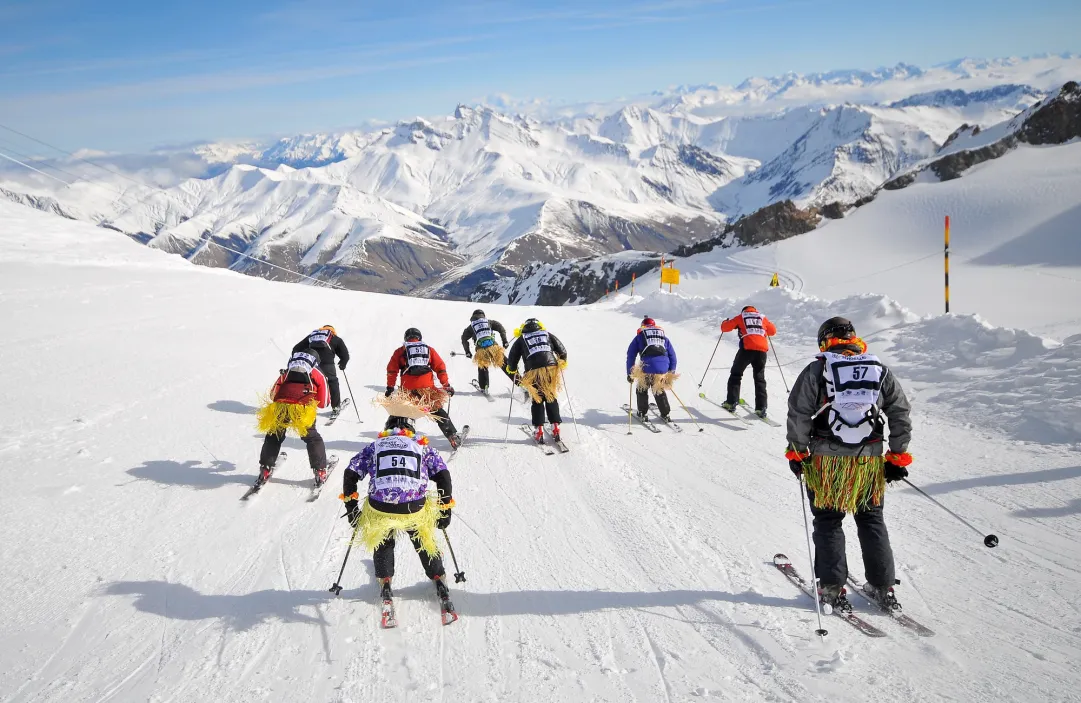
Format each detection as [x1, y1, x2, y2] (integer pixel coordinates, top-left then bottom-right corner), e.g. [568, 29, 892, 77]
[2, 187, 1079, 703]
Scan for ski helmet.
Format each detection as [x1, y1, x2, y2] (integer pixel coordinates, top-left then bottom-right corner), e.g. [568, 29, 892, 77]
[521, 318, 542, 333]
[641, 316, 656, 328]
[384, 415, 416, 433]
[404, 327, 422, 341]
[742, 305, 757, 313]
[817, 317, 856, 349]
[472, 309, 485, 318]
[320, 324, 336, 335]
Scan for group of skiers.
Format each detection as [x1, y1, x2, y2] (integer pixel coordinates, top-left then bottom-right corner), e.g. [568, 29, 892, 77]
[250, 304, 914, 620]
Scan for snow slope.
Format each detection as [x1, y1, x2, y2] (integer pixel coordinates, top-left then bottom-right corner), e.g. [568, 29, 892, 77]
[2, 199, 1080, 702]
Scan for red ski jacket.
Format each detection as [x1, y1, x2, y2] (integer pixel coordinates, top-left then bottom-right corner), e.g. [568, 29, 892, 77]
[271, 367, 330, 408]
[720, 307, 777, 352]
[386, 344, 451, 391]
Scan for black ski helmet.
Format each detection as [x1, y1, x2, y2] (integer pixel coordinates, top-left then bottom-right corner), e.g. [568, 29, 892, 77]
[404, 327, 422, 341]
[521, 317, 541, 333]
[384, 415, 416, 433]
[817, 316, 856, 349]
[472, 309, 485, 317]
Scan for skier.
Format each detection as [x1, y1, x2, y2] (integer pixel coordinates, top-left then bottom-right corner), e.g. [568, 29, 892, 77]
[341, 416, 455, 611]
[785, 316, 913, 613]
[385, 328, 462, 449]
[719, 305, 777, 418]
[505, 318, 568, 441]
[460, 309, 512, 392]
[255, 347, 332, 484]
[293, 325, 350, 414]
[626, 316, 678, 422]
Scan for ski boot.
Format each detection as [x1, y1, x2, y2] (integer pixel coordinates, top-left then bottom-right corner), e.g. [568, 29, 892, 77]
[660, 414, 671, 423]
[863, 582, 902, 612]
[258, 464, 273, 484]
[755, 409, 768, 419]
[636, 410, 649, 422]
[720, 401, 737, 412]
[448, 433, 462, 450]
[379, 577, 393, 601]
[533, 426, 544, 442]
[313, 466, 328, 486]
[379, 577, 397, 628]
[818, 583, 853, 614]
[433, 575, 458, 625]
[550, 423, 561, 441]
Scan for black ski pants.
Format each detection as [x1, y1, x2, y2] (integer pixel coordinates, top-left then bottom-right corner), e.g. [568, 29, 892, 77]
[373, 530, 445, 579]
[636, 378, 672, 417]
[808, 489, 895, 588]
[530, 400, 562, 427]
[321, 365, 341, 409]
[259, 421, 327, 470]
[726, 348, 768, 412]
[477, 364, 515, 390]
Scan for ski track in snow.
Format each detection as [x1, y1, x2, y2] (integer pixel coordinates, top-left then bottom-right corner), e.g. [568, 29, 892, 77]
[2, 200, 1080, 702]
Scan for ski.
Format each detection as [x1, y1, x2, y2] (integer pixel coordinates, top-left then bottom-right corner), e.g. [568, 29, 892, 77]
[543, 426, 570, 453]
[307, 455, 340, 502]
[436, 578, 459, 626]
[379, 581, 398, 629]
[648, 402, 683, 432]
[447, 425, 471, 460]
[621, 404, 662, 433]
[772, 554, 887, 637]
[242, 452, 288, 500]
[520, 424, 555, 454]
[470, 379, 496, 402]
[324, 398, 351, 427]
[738, 399, 781, 428]
[846, 577, 935, 637]
[698, 392, 754, 424]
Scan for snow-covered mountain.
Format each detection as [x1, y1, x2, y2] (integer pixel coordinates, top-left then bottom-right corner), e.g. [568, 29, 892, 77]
[1, 55, 1076, 297]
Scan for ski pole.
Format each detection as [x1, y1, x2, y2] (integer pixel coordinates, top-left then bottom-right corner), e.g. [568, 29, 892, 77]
[559, 366, 582, 441]
[901, 478, 999, 547]
[668, 387, 705, 432]
[341, 370, 364, 424]
[698, 332, 723, 388]
[329, 524, 359, 595]
[442, 528, 467, 583]
[626, 379, 633, 435]
[768, 337, 790, 393]
[503, 375, 516, 444]
[799, 480, 829, 638]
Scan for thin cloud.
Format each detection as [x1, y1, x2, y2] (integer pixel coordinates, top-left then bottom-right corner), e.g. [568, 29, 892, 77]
[5, 53, 488, 108]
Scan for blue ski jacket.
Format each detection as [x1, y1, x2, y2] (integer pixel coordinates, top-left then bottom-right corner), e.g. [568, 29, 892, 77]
[626, 330, 677, 375]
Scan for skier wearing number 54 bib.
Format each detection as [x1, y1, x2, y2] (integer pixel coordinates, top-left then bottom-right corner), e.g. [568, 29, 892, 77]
[341, 416, 455, 604]
[785, 316, 913, 615]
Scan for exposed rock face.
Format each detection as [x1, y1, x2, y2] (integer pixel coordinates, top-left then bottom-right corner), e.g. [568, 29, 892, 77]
[468, 252, 663, 305]
[1017, 81, 1080, 144]
[673, 200, 821, 258]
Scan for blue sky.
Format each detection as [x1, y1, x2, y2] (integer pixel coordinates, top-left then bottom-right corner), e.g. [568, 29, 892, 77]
[0, 0, 1077, 151]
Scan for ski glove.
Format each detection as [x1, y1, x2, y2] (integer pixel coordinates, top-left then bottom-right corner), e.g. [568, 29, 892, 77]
[338, 360, 347, 371]
[436, 508, 452, 530]
[788, 459, 804, 479]
[785, 448, 810, 480]
[445, 385, 455, 397]
[884, 461, 909, 483]
[385, 386, 395, 397]
[465, 351, 472, 359]
[627, 374, 633, 383]
[343, 498, 360, 527]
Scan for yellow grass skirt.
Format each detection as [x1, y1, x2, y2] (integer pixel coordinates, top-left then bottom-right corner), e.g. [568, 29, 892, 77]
[351, 495, 444, 558]
[805, 454, 886, 514]
[474, 344, 506, 370]
[522, 365, 563, 403]
[255, 398, 317, 437]
[631, 365, 680, 393]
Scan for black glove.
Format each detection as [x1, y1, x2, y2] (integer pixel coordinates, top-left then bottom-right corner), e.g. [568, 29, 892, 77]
[344, 501, 360, 527]
[465, 350, 472, 359]
[626, 374, 633, 383]
[789, 459, 805, 479]
[445, 385, 455, 397]
[338, 360, 347, 371]
[502, 341, 509, 349]
[884, 461, 909, 483]
[385, 386, 394, 397]
[436, 508, 452, 530]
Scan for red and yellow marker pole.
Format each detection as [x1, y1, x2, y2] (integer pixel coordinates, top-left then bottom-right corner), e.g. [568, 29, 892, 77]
[944, 215, 950, 314]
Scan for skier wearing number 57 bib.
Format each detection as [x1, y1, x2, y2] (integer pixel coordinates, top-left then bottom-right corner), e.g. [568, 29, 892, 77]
[785, 316, 913, 614]
[341, 416, 455, 601]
